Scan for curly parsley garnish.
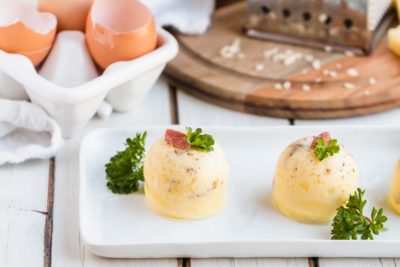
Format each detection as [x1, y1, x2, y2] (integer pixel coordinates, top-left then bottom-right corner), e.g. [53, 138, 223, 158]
[331, 188, 388, 240]
[105, 132, 147, 194]
[313, 135, 340, 161]
[186, 127, 215, 152]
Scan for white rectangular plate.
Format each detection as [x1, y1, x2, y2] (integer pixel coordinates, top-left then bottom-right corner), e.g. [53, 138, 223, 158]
[80, 126, 400, 258]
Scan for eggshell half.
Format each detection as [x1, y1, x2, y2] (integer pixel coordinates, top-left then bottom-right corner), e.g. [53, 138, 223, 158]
[38, 0, 94, 31]
[0, 3, 57, 66]
[86, 0, 157, 69]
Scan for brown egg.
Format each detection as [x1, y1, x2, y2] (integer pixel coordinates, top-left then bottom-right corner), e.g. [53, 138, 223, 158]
[38, 0, 94, 31]
[86, 0, 157, 69]
[0, 3, 57, 66]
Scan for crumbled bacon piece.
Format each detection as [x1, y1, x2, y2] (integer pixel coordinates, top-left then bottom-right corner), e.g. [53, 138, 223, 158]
[165, 129, 190, 149]
[311, 132, 331, 148]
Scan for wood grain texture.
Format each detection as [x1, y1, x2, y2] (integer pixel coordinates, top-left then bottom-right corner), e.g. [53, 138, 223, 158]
[178, 90, 289, 126]
[319, 258, 400, 267]
[191, 258, 309, 267]
[295, 108, 400, 125]
[51, 79, 177, 267]
[165, 2, 400, 120]
[0, 160, 49, 267]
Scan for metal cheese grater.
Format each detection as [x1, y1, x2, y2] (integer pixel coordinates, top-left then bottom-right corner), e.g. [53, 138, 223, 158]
[245, 0, 395, 54]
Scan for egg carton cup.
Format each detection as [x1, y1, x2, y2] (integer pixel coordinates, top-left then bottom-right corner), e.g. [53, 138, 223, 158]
[0, 28, 178, 138]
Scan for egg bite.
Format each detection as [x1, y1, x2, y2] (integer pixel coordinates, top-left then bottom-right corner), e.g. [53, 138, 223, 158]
[388, 159, 400, 215]
[272, 132, 359, 224]
[144, 129, 229, 220]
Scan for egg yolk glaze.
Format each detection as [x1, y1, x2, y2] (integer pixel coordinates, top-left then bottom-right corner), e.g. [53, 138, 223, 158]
[389, 160, 400, 215]
[144, 139, 229, 220]
[273, 136, 359, 224]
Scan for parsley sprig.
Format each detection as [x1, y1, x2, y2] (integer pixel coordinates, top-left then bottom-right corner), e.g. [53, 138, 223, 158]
[314, 137, 340, 161]
[186, 127, 215, 152]
[105, 132, 147, 194]
[331, 188, 388, 240]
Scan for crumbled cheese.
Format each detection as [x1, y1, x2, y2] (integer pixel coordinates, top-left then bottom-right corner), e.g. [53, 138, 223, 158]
[302, 84, 311, 91]
[364, 90, 371, 96]
[315, 78, 322, 83]
[344, 83, 355, 89]
[369, 77, 377, 85]
[336, 63, 342, 69]
[301, 69, 309, 75]
[305, 55, 314, 62]
[267, 49, 304, 65]
[254, 63, 264, 71]
[319, 14, 328, 23]
[283, 81, 292, 90]
[345, 51, 355, 57]
[220, 46, 234, 58]
[329, 71, 337, 77]
[346, 68, 359, 77]
[274, 83, 283, 90]
[323, 70, 338, 77]
[312, 59, 321, 70]
[263, 47, 279, 58]
[284, 56, 297, 66]
[220, 38, 241, 58]
[237, 53, 246, 59]
[324, 46, 333, 53]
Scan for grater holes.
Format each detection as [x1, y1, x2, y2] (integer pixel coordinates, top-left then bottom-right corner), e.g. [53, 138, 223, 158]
[324, 16, 332, 25]
[344, 18, 353, 29]
[302, 12, 312, 21]
[319, 14, 333, 26]
[260, 5, 271, 14]
[282, 8, 291, 18]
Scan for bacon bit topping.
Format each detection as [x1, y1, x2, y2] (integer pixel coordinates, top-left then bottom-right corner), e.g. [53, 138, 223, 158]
[311, 131, 331, 148]
[165, 129, 190, 150]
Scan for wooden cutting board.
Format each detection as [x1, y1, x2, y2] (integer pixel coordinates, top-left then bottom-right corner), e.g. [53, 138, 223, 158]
[164, 2, 400, 119]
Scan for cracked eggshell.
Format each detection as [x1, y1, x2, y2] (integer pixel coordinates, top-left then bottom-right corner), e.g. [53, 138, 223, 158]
[86, 0, 157, 69]
[0, 3, 57, 66]
[39, 31, 98, 87]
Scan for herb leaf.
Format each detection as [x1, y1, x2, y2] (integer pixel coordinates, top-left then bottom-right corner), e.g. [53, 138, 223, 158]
[105, 132, 147, 194]
[185, 127, 215, 152]
[331, 188, 388, 240]
[314, 137, 340, 161]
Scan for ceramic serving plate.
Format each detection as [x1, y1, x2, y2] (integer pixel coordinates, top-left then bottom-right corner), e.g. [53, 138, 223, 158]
[80, 126, 400, 258]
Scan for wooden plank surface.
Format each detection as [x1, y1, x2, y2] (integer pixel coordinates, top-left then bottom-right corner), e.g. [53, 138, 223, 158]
[319, 258, 400, 267]
[0, 160, 49, 267]
[191, 258, 311, 267]
[51, 79, 177, 267]
[295, 108, 400, 125]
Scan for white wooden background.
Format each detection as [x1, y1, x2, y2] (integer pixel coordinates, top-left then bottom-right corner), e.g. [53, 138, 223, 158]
[1, 77, 400, 267]
[1, 0, 400, 266]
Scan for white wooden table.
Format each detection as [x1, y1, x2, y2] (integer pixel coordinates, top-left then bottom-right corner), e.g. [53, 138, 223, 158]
[2, 77, 400, 267]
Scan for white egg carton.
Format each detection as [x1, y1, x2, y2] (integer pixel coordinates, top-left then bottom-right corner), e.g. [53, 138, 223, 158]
[0, 27, 178, 137]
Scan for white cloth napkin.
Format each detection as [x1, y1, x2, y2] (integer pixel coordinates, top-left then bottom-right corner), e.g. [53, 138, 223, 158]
[0, 99, 63, 165]
[146, 0, 215, 34]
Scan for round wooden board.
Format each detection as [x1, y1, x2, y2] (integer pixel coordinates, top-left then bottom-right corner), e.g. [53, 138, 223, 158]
[164, 2, 400, 119]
